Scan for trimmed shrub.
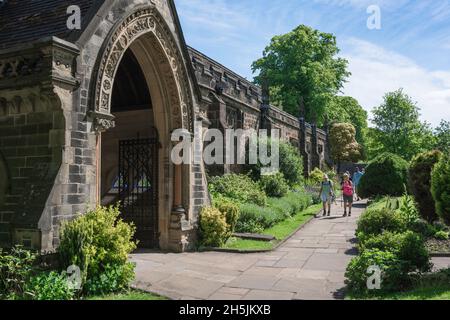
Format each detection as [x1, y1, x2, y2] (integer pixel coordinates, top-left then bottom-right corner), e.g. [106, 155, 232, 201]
[431, 154, 450, 224]
[358, 153, 409, 198]
[356, 207, 406, 243]
[0, 246, 37, 299]
[259, 172, 289, 198]
[199, 207, 229, 247]
[212, 196, 240, 234]
[24, 271, 74, 300]
[84, 262, 135, 296]
[359, 231, 431, 273]
[209, 174, 267, 206]
[58, 205, 137, 293]
[409, 150, 442, 222]
[345, 249, 407, 294]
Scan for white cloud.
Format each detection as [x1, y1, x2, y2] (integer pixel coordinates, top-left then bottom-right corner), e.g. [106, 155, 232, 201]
[341, 38, 450, 127]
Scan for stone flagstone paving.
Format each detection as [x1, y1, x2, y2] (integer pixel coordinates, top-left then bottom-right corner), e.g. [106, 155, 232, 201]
[131, 200, 450, 300]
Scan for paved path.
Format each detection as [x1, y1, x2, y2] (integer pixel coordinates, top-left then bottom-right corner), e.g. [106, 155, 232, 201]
[131, 200, 450, 300]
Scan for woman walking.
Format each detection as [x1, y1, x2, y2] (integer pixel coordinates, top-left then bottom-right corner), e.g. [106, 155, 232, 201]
[319, 174, 334, 217]
[342, 173, 354, 217]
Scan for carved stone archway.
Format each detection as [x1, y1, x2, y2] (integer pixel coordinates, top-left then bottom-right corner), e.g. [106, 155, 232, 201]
[90, 6, 195, 251]
[90, 6, 194, 134]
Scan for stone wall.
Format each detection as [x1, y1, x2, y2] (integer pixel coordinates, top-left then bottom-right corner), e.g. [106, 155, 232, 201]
[188, 47, 330, 175]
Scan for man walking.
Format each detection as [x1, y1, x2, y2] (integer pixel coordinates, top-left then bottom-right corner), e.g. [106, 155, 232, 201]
[352, 167, 363, 201]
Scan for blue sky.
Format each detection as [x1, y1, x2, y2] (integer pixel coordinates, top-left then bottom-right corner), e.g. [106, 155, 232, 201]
[174, 0, 450, 127]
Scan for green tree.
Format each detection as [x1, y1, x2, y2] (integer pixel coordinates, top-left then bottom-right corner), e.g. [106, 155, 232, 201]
[329, 123, 362, 172]
[434, 120, 450, 154]
[327, 96, 368, 150]
[369, 89, 435, 161]
[252, 25, 350, 124]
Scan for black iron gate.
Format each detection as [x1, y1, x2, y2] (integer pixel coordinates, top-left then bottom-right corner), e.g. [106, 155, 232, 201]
[118, 136, 159, 248]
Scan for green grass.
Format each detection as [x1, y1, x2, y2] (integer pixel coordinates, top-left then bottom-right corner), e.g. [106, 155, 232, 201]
[222, 204, 321, 251]
[348, 285, 450, 300]
[88, 290, 168, 300]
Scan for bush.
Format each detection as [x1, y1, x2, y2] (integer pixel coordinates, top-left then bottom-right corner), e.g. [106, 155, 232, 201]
[58, 205, 137, 293]
[309, 167, 325, 184]
[246, 139, 303, 187]
[0, 246, 37, 299]
[409, 219, 436, 238]
[397, 193, 420, 227]
[356, 207, 406, 242]
[345, 249, 408, 294]
[24, 271, 74, 300]
[235, 220, 264, 234]
[268, 197, 295, 218]
[431, 154, 450, 224]
[409, 150, 442, 222]
[212, 196, 240, 234]
[434, 230, 450, 240]
[283, 191, 312, 213]
[358, 153, 409, 198]
[84, 263, 135, 296]
[237, 203, 282, 231]
[209, 174, 267, 206]
[259, 172, 289, 198]
[199, 207, 229, 247]
[359, 231, 431, 273]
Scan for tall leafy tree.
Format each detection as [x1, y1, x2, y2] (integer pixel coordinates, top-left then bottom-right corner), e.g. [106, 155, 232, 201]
[252, 25, 350, 124]
[434, 120, 450, 154]
[369, 89, 435, 161]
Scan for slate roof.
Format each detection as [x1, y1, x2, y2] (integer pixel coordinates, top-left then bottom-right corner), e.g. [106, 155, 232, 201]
[0, 0, 99, 49]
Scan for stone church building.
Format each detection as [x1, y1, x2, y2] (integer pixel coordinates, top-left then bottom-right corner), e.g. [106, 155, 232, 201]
[0, 0, 329, 252]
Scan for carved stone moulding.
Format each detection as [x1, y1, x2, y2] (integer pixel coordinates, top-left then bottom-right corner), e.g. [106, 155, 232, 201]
[0, 37, 80, 90]
[0, 89, 59, 117]
[93, 6, 194, 133]
[88, 110, 116, 133]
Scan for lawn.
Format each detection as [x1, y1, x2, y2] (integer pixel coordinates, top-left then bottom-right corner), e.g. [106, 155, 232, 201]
[88, 290, 168, 300]
[348, 284, 450, 300]
[221, 204, 321, 251]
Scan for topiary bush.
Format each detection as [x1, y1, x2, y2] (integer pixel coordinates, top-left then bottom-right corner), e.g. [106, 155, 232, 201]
[356, 207, 406, 243]
[24, 271, 75, 300]
[358, 153, 409, 199]
[212, 196, 240, 234]
[259, 172, 289, 198]
[408, 150, 442, 222]
[209, 174, 267, 206]
[345, 249, 408, 294]
[199, 207, 229, 247]
[58, 205, 137, 294]
[431, 154, 450, 224]
[359, 231, 431, 273]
